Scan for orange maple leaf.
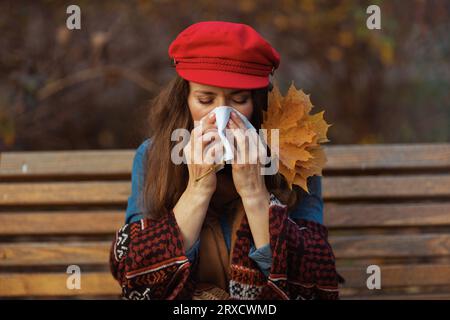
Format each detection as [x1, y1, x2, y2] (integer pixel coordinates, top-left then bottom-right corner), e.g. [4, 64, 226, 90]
[262, 81, 332, 193]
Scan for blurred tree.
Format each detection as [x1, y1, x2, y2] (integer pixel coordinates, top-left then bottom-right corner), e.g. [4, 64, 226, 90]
[0, 0, 448, 150]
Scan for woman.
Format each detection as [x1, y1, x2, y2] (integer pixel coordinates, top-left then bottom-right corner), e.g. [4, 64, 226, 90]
[110, 21, 341, 300]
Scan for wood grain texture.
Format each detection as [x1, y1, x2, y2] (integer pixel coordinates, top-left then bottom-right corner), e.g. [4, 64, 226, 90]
[0, 181, 130, 205]
[331, 233, 450, 259]
[338, 263, 450, 288]
[0, 272, 120, 297]
[322, 174, 450, 199]
[1, 143, 449, 178]
[0, 150, 134, 177]
[0, 242, 110, 266]
[324, 143, 450, 171]
[0, 211, 123, 235]
[325, 202, 450, 228]
[1, 174, 450, 206]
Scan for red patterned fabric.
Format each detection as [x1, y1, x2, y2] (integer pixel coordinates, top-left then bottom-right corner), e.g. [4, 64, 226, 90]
[110, 198, 342, 300]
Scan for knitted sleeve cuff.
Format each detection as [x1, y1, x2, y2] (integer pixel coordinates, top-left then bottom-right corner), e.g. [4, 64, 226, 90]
[185, 238, 200, 263]
[248, 243, 272, 277]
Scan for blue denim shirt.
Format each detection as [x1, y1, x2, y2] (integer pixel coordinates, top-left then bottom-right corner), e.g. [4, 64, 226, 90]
[125, 139, 324, 276]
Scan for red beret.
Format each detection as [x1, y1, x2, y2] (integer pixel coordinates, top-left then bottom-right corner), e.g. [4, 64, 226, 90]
[168, 21, 280, 89]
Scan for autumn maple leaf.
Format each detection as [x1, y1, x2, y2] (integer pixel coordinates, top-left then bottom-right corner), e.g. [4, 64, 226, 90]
[262, 81, 331, 193]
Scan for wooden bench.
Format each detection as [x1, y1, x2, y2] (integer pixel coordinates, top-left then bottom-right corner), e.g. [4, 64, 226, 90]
[1, 143, 449, 299]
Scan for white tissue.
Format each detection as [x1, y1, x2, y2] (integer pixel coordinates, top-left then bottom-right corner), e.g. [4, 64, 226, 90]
[207, 106, 256, 167]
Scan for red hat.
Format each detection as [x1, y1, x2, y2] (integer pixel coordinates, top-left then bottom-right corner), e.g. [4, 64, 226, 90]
[168, 21, 280, 89]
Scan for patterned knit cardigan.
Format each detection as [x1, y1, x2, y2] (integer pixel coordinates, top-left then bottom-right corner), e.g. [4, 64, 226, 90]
[109, 195, 342, 300]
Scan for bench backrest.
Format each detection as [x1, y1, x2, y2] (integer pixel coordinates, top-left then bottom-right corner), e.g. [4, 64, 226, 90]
[1, 143, 449, 299]
[324, 144, 450, 299]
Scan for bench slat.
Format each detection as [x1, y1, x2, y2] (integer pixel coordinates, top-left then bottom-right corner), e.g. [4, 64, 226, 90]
[2, 144, 449, 178]
[338, 263, 450, 288]
[323, 175, 450, 200]
[331, 233, 450, 259]
[343, 293, 450, 300]
[0, 181, 130, 205]
[0, 242, 111, 266]
[0, 211, 123, 236]
[325, 202, 450, 228]
[324, 143, 450, 171]
[3, 233, 450, 266]
[0, 150, 134, 177]
[1, 174, 450, 206]
[0, 272, 120, 297]
[0, 201, 448, 236]
[1, 264, 449, 297]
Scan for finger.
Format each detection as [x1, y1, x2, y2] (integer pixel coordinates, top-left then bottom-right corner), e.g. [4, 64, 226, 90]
[248, 136, 259, 164]
[230, 111, 246, 129]
[204, 133, 225, 164]
[192, 129, 217, 156]
[191, 124, 217, 157]
[186, 126, 219, 165]
[192, 113, 217, 136]
[247, 129, 261, 164]
[233, 125, 259, 165]
[200, 112, 216, 128]
[198, 112, 216, 126]
[204, 139, 222, 165]
[228, 119, 248, 163]
[195, 131, 222, 164]
[229, 112, 259, 158]
[200, 130, 220, 147]
[239, 122, 262, 163]
[228, 118, 246, 143]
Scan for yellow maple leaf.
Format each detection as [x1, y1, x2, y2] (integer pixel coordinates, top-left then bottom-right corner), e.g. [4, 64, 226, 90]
[262, 81, 331, 193]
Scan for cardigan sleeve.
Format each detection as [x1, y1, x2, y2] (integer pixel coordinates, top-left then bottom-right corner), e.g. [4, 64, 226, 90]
[123, 138, 199, 264]
[260, 194, 342, 300]
[125, 139, 151, 224]
[248, 243, 272, 277]
[110, 210, 196, 300]
[289, 175, 324, 224]
[247, 176, 325, 276]
[113, 139, 196, 299]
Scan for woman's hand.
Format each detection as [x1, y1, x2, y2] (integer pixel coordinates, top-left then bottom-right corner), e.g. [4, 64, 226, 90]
[227, 111, 269, 200]
[173, 112, 222, 252]
[227, 111, 270, 249]
[183, 112, 221, 197]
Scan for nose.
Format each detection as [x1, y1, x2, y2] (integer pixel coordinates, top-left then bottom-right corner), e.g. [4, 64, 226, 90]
[215, 94, 232, 107]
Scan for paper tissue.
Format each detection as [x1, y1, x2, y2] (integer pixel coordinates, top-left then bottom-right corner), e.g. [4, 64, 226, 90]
[205, 106, 256, 173]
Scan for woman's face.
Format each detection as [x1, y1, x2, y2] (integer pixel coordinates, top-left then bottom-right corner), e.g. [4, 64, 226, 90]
[187, 81, 253, 122]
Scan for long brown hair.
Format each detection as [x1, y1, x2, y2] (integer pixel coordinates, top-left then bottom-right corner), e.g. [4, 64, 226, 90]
[141, 74, 299, 219]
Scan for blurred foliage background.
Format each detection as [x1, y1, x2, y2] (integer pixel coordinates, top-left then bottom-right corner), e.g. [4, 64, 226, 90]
[0, 0, 449, 151]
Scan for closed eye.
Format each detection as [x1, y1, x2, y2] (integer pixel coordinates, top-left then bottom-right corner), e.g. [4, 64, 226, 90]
[196, 94, 250, 105]
[233, 98, 248, 104]
[198, 99, 213, 105]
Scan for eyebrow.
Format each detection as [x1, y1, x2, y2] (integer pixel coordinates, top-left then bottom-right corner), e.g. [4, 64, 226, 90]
[194, 89, 249, 95]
